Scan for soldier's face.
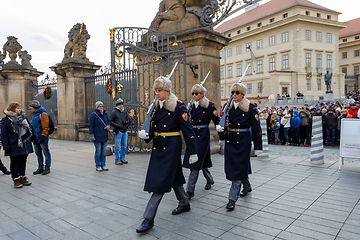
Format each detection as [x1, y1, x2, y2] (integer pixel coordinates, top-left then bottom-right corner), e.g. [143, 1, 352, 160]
[232, 91, 244, 103]
[192, 92, 203, 101]
[155, 89, 169, 101]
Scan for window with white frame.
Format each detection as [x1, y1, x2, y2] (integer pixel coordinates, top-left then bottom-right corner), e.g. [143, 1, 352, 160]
[282, 54, 289, 69]
[269, 36, 275, 46]
[258, 82, 263, 93]
[355, 66, 359, 75]
[227, 66, 232, 77]
[257, 39, 262, 49]
[257, 60, 263, 73]
[236, 45, 241, 54]
[270, 57, 275, 71]
[246, 43, 251, 51]
[306, 53, 311, 68]
[228, 86, 231, 95]
[220, 67, 223, 78]
[247, 84, 252, 94]
[355, 50, 360, 57]
[327, 55, 332, 69]
[236, 64, 242, 76]
[220, 51, 223, 58]
[246, 62, 251, 74]
[327, 33, 332, 42]
[227, 48, 232, 57]
[306, 79, 311, 91]
[306, 30, 311, 40]
[282, 32, 289, 42]
[317, 54, 322, 68]
[342, 52, 347, 59]
[221, 87, 224, 96]
[317, 32, 322, 41]
[317, 78, 321, 91]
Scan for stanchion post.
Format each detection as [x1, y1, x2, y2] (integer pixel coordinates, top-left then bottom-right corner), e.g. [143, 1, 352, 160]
[257, 117, 269, 158]
[310, 116, 324, 164]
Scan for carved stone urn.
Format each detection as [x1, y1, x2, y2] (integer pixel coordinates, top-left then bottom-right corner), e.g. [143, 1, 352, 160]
[3, 36, 22, 65]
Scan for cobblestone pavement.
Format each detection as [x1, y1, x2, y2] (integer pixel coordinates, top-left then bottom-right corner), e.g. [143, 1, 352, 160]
[0, 140, 359, 239]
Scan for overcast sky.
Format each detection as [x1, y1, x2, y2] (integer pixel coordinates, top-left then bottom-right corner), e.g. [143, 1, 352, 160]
[1, 0, 358, 79]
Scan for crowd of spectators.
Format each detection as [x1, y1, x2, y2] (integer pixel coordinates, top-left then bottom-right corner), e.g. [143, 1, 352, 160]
[258, 94, 360, 147]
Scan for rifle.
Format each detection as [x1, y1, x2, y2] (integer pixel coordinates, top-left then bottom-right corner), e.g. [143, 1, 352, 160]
[187, 71, 210, 111]
[219, 64, 250, 128]
[141, 61, 179, 134]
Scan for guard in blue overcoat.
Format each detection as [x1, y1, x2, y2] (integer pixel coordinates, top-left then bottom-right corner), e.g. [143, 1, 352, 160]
[136, 76, 197, 233]
[217, 82, 262, 211]
[183, 84, 224, 199]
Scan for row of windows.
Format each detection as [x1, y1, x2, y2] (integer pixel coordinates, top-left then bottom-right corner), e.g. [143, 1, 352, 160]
[342, 66, 360, 75]
[227, 11, 331, 37]
[221, 82, 263, 96]
[221, 54, 332, 78]
[342, 50, 360, 59]
[221, 32, 332, 57]
[342, 36, 359, 43]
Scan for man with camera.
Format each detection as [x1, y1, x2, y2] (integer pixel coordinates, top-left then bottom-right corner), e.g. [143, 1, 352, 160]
[110, 99, 130, 165]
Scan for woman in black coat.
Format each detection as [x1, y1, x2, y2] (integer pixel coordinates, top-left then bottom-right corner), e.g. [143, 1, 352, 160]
[1, 102, 38, 188]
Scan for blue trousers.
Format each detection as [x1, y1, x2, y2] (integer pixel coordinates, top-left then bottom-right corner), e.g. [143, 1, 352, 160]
[94, 141, 107, 168]
[34, 137, 51, 170]
[114, 131, 128, 162]
[326, 128, 335, 145]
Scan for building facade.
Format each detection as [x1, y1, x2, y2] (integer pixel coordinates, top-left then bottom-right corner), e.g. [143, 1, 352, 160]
[216, 0, 347, 106]
[339, 17, 360, 94]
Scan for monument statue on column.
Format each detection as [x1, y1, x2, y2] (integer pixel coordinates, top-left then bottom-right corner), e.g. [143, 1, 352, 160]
[62, 23, 91, 63]
[324, 70, 333, 93]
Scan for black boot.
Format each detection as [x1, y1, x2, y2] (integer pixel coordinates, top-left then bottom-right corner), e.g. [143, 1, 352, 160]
[226, 200, 235, 211]
[172, 204, 191, 215]
[136, 219, 154, 233]
[0, 160, 10, 175]
[240, 179, 252, 197]
[33, 168, 44, 175]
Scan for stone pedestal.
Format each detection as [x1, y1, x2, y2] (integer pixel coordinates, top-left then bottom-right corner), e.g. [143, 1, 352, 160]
[0, 65, 43, 119]
[176, 29, 230, 109]
[50, 61, 100, 141]
[324, 92, 334, 102]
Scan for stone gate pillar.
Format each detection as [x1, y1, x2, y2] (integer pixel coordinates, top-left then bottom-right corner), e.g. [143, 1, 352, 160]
[50, 61, 100, 141]
[0, 36, 43, 119]
[176, 29, 230, 111]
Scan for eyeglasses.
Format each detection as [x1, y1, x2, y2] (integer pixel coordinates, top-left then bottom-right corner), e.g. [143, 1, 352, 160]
[231, 91, 240, 95]
[192, 92, 199, 95]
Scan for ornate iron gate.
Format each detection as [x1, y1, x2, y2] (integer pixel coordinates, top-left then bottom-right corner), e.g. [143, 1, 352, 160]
[86, 27, 187, 153]
[31, 75, 58, 126]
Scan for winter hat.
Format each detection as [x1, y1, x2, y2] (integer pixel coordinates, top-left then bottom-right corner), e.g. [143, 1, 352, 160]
[293, 110, 298, 115]
[153, 76, 171, 92]
[95, 101, 104, 108]
[230, 83, 247, 96]
[336, 107, 341, 112]
[29, 100, 40, 109]
[322, 108, 327, 112]
[7, 102, 21, 112]
[328, 108, 333, 112]
[191, 84, 206, 95]
[115, 99, 123, 106]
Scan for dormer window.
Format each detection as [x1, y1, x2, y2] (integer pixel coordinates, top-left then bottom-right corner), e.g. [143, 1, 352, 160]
[306, 11, 310, 15]
[327, 15, 331, 19]
[257, 23, 262, 27]
[317, 13, 321, 17]
[237, 30, 241, 34]
[283, 13, 288, 18]
[247, 26, 251, 31]
[228, 33, 231, 37]
[270, 18, 275, 23]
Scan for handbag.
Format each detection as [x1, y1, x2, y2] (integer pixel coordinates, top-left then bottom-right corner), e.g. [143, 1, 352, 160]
[94, 112, 114, 141]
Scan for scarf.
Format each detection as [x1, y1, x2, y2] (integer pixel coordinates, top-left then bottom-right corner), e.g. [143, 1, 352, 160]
[8, 114, 33, 148]
[116, 107, 124, 112]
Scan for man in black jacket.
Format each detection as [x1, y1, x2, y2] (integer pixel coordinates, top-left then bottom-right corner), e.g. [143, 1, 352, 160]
[323, 108, 337, 146]
[110, 99, 130, 165]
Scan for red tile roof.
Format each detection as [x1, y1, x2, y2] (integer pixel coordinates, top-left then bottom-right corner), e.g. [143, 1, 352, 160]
[339, 17, 360, 38]
[215, 0, 339, 33]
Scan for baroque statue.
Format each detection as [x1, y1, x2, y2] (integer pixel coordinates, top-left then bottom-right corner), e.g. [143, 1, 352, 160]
[18, 50, 33, 68]
[62, 23, 90, 62]
[2, 36, 22, 65]
[324, 70, 333, 93]
[150, 0, 207, 33]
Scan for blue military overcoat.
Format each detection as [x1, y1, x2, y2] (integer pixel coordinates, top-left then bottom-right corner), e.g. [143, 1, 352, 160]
[144, 94, 197, 193]
[224, 99, 262, 181]
[183, 98, 223, 170]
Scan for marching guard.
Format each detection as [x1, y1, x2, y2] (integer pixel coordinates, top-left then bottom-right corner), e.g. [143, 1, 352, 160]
[137, 76, 198, 233]
[216, 82, 262, 211]
[183, 84, 224, 200]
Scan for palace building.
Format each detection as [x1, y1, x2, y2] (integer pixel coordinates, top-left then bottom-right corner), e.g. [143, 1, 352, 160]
[216, 0, 347, 105]
[339, 17, 360, 93]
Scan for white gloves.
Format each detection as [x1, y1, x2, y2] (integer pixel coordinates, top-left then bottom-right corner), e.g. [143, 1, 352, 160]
[138, 130, 149, 139]
[189, 154, 198, 164]
[216, 125, 224, 132]
[218, 140, 225, 147]
[255, 150, 262, 156]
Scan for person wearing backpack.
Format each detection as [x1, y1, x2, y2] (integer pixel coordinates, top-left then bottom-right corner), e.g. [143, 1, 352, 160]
[29, 100, 52, 175]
